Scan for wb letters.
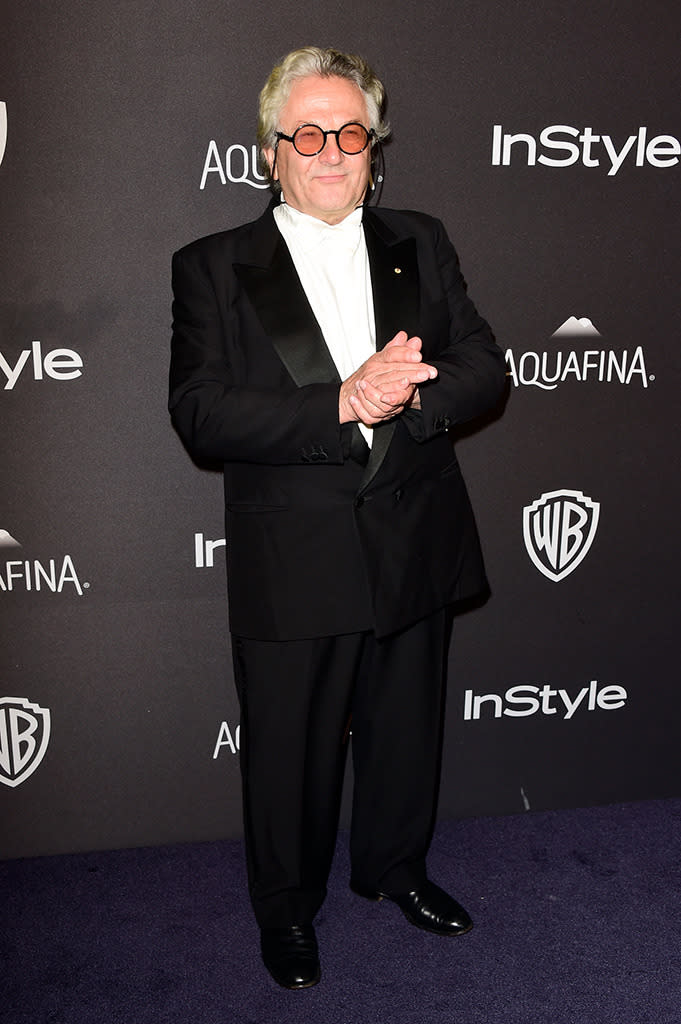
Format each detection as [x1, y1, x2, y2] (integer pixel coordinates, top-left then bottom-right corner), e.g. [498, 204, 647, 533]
[0, 698, 51, 787]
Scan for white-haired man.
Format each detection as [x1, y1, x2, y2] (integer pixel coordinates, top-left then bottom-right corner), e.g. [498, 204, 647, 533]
[170, 46, 506, 989]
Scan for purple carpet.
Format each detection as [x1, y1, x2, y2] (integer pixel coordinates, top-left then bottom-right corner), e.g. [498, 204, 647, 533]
[3, 798, 681, 1023]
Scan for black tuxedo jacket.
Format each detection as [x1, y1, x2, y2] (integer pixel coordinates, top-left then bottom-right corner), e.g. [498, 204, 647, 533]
[169, 203, 506, 641]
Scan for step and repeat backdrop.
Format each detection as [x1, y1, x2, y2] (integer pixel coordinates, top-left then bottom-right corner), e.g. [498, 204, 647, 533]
[1, 3, 679, 858]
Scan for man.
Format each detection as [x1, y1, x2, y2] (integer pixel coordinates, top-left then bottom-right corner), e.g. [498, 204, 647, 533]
[170, 46, 506, 989]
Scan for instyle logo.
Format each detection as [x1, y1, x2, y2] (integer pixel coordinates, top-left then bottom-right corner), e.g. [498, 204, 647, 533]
[492, 125, 680, 175]
[0, 101, 7, 167]
[200, 141, 268, 190]
[463, 680, 627, 721]
[1, 340, 83, 391]
[523, 489, 599, 582]
[194, 532, 226, 568]
[213, 720, 240, 758]
[1, 530, 89, 595]
[0, 697, 51, 788]
[505, 317, 652, 390]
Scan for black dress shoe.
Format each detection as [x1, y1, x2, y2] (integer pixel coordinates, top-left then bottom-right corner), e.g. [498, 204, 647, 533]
[260, 925, 321, 989]
[351, 879, 473, 936]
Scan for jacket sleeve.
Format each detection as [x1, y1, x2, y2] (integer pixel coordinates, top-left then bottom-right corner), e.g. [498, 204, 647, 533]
[168, 245, 346, 465]
[402, 217, 506, 442]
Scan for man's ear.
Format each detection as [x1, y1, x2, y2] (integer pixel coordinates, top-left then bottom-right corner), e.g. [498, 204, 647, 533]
[263, 147, 278, 181]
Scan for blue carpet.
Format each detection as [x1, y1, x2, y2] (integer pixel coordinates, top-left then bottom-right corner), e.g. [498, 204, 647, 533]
[3, 799, 681, 1023]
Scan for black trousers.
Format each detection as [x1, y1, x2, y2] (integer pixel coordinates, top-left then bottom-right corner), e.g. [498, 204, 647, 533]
[231, 609, 451, 928]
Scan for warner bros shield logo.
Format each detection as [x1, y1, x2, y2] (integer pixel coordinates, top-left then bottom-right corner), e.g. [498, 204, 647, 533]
[0, 697, 51, 787]
[523, 489, 600, 582]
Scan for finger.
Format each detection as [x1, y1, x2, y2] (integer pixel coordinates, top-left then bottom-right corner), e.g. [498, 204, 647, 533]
[357, 379, 400, 413]
[348, 393, 379, 424]
[357, 374, 411, 401]
[357, 379, 410, 419]
[363, 362, 431, 382]
[384, 330, 409, 349]
[380, 389, 413, 406]
[367, 365, 437, 387]
[349, 392, 389, 425]
[379, 345, 422, 364]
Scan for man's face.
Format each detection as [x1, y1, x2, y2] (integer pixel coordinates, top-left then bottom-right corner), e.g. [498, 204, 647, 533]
[264, 75, 372, 225]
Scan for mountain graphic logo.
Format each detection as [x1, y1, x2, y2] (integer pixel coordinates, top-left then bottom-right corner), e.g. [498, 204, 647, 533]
[551, 317, 602, 338]
[0, 102, 6, 167]
[0, 529, 20, 548]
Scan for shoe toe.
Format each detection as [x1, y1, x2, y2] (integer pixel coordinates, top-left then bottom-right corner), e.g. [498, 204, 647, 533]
[260, 925, 321, 989]
[351, 879, 473, 936]
[398, 882, 473, 935]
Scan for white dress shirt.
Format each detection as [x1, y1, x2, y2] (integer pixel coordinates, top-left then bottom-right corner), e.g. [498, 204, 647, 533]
[274, 201, 376, 447]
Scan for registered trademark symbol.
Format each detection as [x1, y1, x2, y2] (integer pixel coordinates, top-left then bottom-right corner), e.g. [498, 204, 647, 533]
[83, 582, 90, 589]
[649, 374, 655, 381]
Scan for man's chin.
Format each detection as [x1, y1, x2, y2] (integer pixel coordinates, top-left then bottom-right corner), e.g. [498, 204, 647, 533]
[307, 192, 366, 222]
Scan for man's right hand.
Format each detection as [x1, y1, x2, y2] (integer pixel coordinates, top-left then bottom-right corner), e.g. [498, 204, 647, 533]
[339, 332, 437, 426]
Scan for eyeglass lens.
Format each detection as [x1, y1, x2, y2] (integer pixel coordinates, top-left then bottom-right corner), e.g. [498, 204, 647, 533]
[293, 123, 370, 156]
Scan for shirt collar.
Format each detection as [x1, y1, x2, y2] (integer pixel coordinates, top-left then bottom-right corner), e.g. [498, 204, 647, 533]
[274, 201, 364, 254]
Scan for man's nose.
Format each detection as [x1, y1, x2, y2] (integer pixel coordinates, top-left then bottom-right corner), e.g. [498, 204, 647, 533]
[319, 134, 343, 164]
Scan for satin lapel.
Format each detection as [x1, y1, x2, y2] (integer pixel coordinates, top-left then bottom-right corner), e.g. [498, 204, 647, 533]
[235, 227, 340, 387]
[359, 212, 421, 494]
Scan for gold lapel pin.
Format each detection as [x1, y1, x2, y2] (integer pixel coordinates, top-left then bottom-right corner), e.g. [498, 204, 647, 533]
[394, 267, 402, 274]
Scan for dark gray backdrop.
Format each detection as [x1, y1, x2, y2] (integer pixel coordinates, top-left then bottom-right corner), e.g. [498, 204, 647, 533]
[1, 1, 679, 858]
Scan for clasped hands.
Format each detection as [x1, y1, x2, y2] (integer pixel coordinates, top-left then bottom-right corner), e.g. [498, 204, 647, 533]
[339, 332, 437, 426]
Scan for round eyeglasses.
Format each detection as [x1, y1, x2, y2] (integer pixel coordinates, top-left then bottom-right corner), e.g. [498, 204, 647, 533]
[275, 122, 375, 157]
